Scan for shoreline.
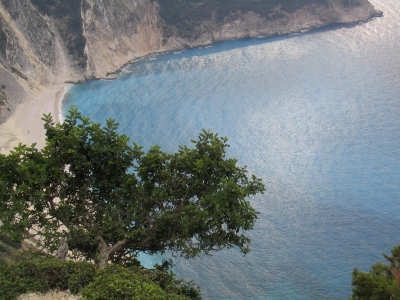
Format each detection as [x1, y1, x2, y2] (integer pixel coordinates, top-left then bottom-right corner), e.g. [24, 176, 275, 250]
[97, 14, 384, 81]
[0, 10, 383, 155]
[0, 83, 69, 154]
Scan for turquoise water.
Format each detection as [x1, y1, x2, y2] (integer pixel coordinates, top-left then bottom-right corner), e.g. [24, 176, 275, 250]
[62, 0, 400, 298]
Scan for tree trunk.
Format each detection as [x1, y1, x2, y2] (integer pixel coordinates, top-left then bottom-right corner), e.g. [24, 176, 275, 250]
[96, 237, 126, 269]
[55, 237, 68, 261]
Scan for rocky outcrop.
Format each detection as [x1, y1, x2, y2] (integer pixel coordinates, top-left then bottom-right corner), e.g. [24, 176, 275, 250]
[0, 0, 82, 84]
[0, 0, 83, 121]
[211, 0, 382, 40]
[0, 0, 382, 122]
[82, 0, 164, 79]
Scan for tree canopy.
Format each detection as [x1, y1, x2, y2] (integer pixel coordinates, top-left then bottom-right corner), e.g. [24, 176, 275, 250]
[350, 245, 400, 299]
[0, 109, 265, 268]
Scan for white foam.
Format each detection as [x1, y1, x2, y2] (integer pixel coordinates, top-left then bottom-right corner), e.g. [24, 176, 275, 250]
[58, 84, 72, 124]
[121, 65, 133, 74]
[147, 54, 158, 60]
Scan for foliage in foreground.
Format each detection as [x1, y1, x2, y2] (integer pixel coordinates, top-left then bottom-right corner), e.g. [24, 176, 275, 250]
[350, 245, 400, 299]
[0, 109, 265, 269]
[0, 258, 200, 300]
[80, 263, 199, 300]
[0, 258, 96, 300]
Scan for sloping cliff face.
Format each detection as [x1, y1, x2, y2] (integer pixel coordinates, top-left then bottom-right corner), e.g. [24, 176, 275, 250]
[0, 0, 83, 121]
[0, 0, 382, 122]
[82, 0, 164, 79]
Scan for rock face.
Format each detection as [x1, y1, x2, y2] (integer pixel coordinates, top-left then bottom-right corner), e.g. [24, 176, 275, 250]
[0, 0, 83, 121]
[82, 0, 164, 79]
[0, 0, 382, 122]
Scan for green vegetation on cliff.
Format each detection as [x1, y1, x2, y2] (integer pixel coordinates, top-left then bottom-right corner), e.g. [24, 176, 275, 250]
[29, 0, 86, 66]
[0, 258, 200, 299]
[0, 22, 7, 56]
[26, 0, 331, 42]
[156, 0, 328, 38]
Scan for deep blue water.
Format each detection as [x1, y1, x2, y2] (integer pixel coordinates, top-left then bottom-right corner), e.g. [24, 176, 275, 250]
[62, 0, 400, 298]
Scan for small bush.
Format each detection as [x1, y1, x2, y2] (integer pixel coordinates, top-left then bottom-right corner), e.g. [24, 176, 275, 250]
[80, 264, 189, 300]
[0, 258, 96, 300]
[0, 258, 201, 300]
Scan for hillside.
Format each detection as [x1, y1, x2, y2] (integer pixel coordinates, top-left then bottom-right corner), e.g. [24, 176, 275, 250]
[156, 0, 329, 38]
[0, 0, 382, 123]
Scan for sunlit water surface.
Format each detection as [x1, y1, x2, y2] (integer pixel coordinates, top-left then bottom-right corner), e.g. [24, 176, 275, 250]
[63, 0, 400, 298]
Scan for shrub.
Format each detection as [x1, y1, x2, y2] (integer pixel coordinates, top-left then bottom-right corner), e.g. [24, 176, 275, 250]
[0, 258, 96, 300]
[0, 257, 201, 300]
[137, 261, 201, 299]
[0, 258, 201, 300]
[80, 264, 190, 300]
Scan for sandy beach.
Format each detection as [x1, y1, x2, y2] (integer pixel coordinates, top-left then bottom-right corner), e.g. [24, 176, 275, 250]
[0, 83, 70, 154]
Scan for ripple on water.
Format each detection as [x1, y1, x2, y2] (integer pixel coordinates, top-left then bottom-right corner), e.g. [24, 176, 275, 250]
[62, 1, 400, 298]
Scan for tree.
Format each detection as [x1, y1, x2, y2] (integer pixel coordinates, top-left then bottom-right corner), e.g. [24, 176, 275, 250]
[0, 109, 265, 268]
[350, 245, 400, 299]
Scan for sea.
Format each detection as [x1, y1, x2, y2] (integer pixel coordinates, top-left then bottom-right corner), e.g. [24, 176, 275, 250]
[61, 0, 400, 298]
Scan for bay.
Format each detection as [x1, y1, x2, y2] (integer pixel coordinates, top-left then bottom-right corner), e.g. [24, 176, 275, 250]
[62, 0, 400, 298]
